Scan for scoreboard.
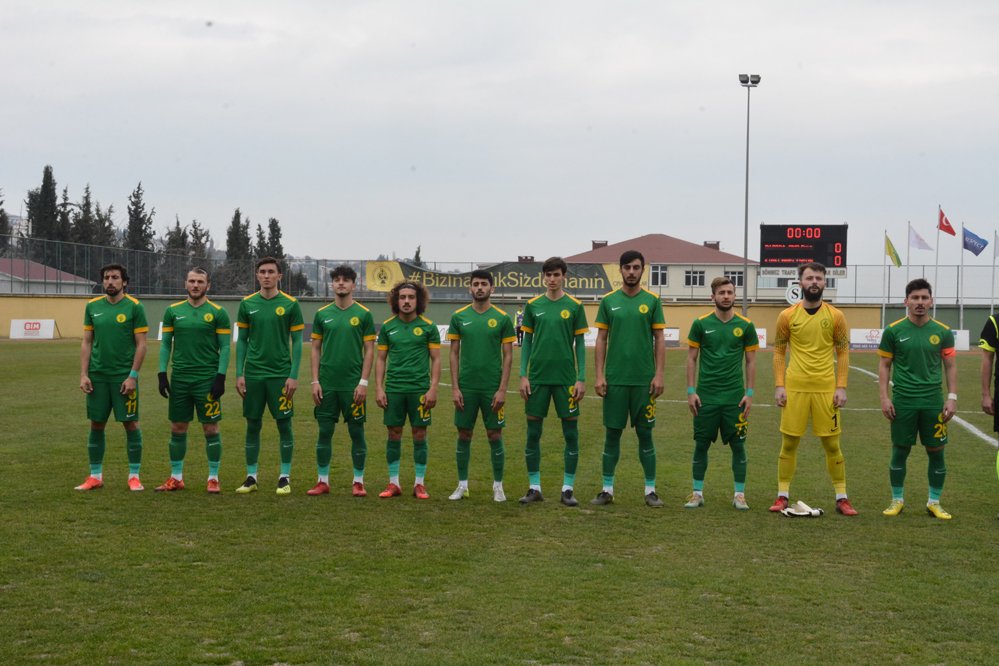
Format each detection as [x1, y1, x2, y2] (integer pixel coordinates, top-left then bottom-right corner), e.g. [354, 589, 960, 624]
[759, 224, 848, 278]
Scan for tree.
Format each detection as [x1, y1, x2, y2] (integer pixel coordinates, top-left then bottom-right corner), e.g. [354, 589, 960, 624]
[255, 223, 268, 258]
[123, 182, 156, 252]
[0, 189, 9, 255]
[92, 202, 117, 248]
[412, 244, 424, 267]
[163, 216, 190, 255]
[189, 220, 211, 261]
[225, 208, 251, 263]
[285, 268, 314, 297]
[216, 208, 252, 292]
[25, 165, 60, 267]
[70, 186, 96, 244]
[267, 217, 284, 262]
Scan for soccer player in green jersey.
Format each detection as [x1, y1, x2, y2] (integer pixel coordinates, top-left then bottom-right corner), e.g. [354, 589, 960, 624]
[684, 277, 758, 510]
[155, 268, 231, 493]
[592, 250, 666, 507]
[375, 281, 442, 500]
[234, 257, 305, 495]
[447, 270, 516, 502]
[76, 264, 149, 491]
[518, 257, 589, 506]
[878, 279, 958, 519]
[308, 264, 376, 497]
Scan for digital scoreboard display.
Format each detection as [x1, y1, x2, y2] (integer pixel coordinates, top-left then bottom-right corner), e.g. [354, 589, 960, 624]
[759, 224, 848, 277]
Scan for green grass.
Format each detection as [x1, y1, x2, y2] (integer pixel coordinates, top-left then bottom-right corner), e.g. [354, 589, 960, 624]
[2, 340, 997, 665]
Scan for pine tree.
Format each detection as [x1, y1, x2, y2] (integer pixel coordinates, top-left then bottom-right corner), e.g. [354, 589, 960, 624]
[70, 186, 96, 244]
[163, 216, 190, 255]
[217, 208, 252, 292]
[189, 220, 211, 261]
[0, 189, 9, 255]
[123, 182, 156, 251]
[267, 217, 284, 262]
[255, 223, 268, 258]
[25, 166, 60, 267]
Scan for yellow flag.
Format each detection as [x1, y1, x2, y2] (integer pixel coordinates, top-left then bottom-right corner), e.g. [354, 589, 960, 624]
[885, 234, 902, 268]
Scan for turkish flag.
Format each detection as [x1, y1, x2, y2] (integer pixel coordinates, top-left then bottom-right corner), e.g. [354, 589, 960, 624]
[938, 208, 956, 236]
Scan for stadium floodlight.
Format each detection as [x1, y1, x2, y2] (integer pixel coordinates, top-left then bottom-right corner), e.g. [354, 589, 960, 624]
[738, 73, 762, 314]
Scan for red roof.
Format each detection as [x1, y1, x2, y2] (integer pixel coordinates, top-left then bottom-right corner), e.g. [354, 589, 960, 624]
[565, 234, 756, 265]
[0, 258, 93, 283]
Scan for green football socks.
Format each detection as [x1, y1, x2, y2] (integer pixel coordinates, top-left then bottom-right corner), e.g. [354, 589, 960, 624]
[126, 428, 142, 476]
[277, 418, 294, 477]
[88, 429, 106, 476]
[601, 427, 623, 489]
[169, 433, 187, 477]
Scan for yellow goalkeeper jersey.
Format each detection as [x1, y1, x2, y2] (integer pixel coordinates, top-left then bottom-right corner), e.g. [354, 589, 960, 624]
[773, 302, 849, 392]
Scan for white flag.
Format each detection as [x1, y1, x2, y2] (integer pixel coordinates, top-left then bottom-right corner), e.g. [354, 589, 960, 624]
[909, 225, 933, 251]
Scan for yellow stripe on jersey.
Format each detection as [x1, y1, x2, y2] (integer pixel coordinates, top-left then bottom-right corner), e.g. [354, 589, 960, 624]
[162, 326, 175, 333]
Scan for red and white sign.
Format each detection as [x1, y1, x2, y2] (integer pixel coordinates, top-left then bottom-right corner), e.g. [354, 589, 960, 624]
[10, 319, 58, 339]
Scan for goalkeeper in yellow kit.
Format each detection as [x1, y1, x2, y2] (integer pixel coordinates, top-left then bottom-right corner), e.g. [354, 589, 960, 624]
[770, 262, 858, 516]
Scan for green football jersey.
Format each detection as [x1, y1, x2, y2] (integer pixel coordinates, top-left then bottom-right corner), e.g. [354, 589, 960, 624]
[83, 294, 149, 380]
[687, 312, 759, 405]
[595, 288, 665, 386]
[521, 293, 588, 386]
[312, 301, 376, 390]
[447, 304, 516, 392]
[377, 315, 441, 392]
[236, 291, 305, 380]
[162, 299, 231, 380]
[878, 317, 955, 407]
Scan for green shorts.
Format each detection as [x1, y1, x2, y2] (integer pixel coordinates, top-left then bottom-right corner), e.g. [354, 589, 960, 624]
[602, 385, 656, 429]
[86, 377, 139, 423]
[891, 406, 948, 447]
[315, 388, 366, 423]
[693, 403, 748, 445]
[524, 384, 580, 419]
[243, 377, 294, 420]
[383, 392, 432, 427]
[168, 376, 222, 424]
[454, 390, 506, 430]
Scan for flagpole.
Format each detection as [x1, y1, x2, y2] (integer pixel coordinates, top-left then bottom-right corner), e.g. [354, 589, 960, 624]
[959, 223, 965, 330]
[991, 230, 997, 316]
[906, 221, 911, 285]
[881, 230, 888, 328]
[934, 205, 941, 318]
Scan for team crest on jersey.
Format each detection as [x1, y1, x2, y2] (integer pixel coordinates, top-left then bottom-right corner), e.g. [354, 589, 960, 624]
[929, 334, 940, 345]
[350, 316, 360, 326]
[488, 318, 497, 328]
[733, 327, 744, 337]
[560, 310, 570, 319]
[116, 314, 127, 323]
[204, 313, 214, 322]
[413, 327, 423, 336]
[276, 306, 286, 316]
[639, 304, 649, 314]
[821, 319, 831, 329]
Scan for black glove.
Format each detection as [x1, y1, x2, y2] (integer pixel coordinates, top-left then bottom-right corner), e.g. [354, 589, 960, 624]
[158, 372, 170, 398]
[209, 373, 226, 400]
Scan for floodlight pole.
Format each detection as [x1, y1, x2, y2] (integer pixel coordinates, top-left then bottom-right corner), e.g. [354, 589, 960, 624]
[739, 74, 760, 316]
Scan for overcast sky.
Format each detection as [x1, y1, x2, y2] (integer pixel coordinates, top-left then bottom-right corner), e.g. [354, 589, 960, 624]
[3, 1, 998, 268]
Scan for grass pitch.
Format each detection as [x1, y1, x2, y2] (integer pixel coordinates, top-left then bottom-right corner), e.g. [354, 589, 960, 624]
[2, 340, 997, 665]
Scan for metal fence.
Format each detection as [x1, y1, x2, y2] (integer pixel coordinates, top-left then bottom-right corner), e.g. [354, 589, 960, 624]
[1, 234, 996, 306]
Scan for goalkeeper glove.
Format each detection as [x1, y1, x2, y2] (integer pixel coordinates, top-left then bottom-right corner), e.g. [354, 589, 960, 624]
[158, 372, 170, 398]
[210, 373, 226, 400]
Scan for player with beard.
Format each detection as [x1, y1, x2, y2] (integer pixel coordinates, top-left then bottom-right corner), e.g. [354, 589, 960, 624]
[155, 268, 231, 493]
[770, 262, 857, 515]
[684, 277, 758, 510]
[447, 270, 516, 502]
[878, 279, 957, 519]
[76, 264, 149, 491]
[591, 250, 666, 507]
[375, 282, 442, 499]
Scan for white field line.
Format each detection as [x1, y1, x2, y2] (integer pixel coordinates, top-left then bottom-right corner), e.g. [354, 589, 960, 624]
[850, 365, 997, 449]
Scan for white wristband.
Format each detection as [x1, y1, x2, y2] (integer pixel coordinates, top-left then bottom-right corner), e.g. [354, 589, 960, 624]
[311, 380, 320, 385]
[358, 379, 369, 387]
[947, 392, 958, 401]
